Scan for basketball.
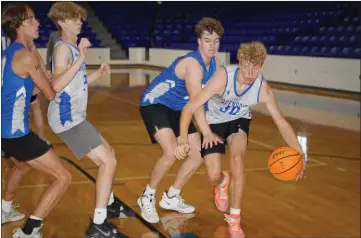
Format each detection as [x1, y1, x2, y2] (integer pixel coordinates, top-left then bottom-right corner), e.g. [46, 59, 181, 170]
[268, 146, 303, 181]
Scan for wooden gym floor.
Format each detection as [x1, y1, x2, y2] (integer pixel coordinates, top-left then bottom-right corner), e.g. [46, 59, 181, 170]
[1, 67, 360, 238]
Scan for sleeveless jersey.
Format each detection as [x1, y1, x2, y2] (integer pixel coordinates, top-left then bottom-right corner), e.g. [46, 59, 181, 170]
[48, 40, 88, 133]
[140, 49, 217, 111]
[206, 65, 263, 124]
[2, 43, 34, 138]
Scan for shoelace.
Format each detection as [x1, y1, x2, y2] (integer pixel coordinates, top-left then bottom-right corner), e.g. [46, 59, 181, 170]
[175, 194, 188, 208]
[10, 203, 20, 213]
[224, 214, 241, 231]
[218, 186, 228, 199]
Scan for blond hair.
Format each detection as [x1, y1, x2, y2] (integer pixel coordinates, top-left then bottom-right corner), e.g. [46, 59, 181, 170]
[48, 2, 86, 32]
[237, 41, 267, 66]
[195, 17, 224, 38]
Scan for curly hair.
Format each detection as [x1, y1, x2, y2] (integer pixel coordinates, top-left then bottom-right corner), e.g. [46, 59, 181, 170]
[237, 41, 267, 66]
[48, 2, 87, 32]
[195, 17, 224, 38]
[2, 3, 32, 42]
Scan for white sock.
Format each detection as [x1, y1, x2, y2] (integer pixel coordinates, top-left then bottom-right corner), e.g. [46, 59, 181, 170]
[93, 208, 107, 224]
[230, 208, 241, 216]
[144, 184, 156, 195]
[108, 192, 114, 206]
[29, 215, 42, 221]
[2, 199, 12, 213]
[220, 173, 228, 187]
[167, 186, 180, 197]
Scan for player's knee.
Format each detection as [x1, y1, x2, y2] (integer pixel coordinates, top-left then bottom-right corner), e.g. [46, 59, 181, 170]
[109, 146, 115, 157]
[230, 154, 244, 166]
[163, 148, 177, 160]
[208, 171, 222, 184]
[57, 170, 72, 189]
[102, 153, 117, 168]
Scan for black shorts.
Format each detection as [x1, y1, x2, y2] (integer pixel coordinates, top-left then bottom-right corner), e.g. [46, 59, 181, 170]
[30, 94, 39, 103]
[139, 104, 198, 144]
[1, 131, 52, 162]
[201, 117, 251, 157]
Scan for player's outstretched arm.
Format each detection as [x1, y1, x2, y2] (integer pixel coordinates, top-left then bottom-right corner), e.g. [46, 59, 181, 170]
[259, 80, 303, 153]
[184, 60, 213, 134]
[185, 61, 224, 149]
[259, 80, 306, 179]
[175, 68, 226, 159]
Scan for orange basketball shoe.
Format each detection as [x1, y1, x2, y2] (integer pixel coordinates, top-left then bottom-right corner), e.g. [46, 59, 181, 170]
[214, 171, 230, 212]
[224, 214, 245, 238]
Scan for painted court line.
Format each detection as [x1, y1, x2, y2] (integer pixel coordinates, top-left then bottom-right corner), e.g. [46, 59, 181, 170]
[18, 163, 324, 189]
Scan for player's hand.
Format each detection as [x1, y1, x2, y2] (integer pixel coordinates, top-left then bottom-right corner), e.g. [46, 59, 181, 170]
[175, 142, 190, 160]
[295, 153, 307, 181]
[202, 132, 224, 149]
[97, 62, 111, 78]
[78, 38, 91, 61]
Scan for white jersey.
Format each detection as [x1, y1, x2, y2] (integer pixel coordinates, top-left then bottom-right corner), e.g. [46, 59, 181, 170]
[206, 65, 263, 124]
[48, 40, 88, 133]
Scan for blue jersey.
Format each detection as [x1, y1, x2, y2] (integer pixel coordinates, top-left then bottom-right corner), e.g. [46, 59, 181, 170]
[1, 43, 34, 138]
[140, 49, 217, 111]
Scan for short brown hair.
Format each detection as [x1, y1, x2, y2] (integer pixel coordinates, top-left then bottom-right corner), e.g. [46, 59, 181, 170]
[237, 41, 267, 66]
[48, 2, 87, 31]
[1, 3, 32, 42]
[195, 17, 224, 38]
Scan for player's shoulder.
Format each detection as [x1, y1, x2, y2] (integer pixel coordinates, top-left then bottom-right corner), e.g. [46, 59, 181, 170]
[14, 48, 35, 63]
[54, 42, 70, 52]
[183, 56, 203, 72]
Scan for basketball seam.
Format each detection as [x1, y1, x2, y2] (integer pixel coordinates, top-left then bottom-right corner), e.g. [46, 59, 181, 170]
[269, 152, 300, 167]
[272, 157, 301, 175]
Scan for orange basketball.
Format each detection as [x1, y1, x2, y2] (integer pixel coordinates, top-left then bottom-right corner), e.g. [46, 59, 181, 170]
[268, 146, 303, 181]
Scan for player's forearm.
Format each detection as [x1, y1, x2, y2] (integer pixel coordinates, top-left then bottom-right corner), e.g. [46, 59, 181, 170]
[51, 58, 84, 92]
[87, 70, 101, 85]
[179, 106, 194, 144]
[193, 107, 212, 135]
[277, 120, 303, 154]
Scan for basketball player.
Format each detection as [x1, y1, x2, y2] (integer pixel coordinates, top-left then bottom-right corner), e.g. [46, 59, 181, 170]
[138, 17, 224, 223]
[47, 2, 128, 237]
[1, 4, 72, 237]
[1, 28, 53, 226]
[175, 42, 306, 237]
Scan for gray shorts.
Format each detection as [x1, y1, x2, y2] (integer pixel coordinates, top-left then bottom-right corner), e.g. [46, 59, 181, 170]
[57, 120, 103, 159]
